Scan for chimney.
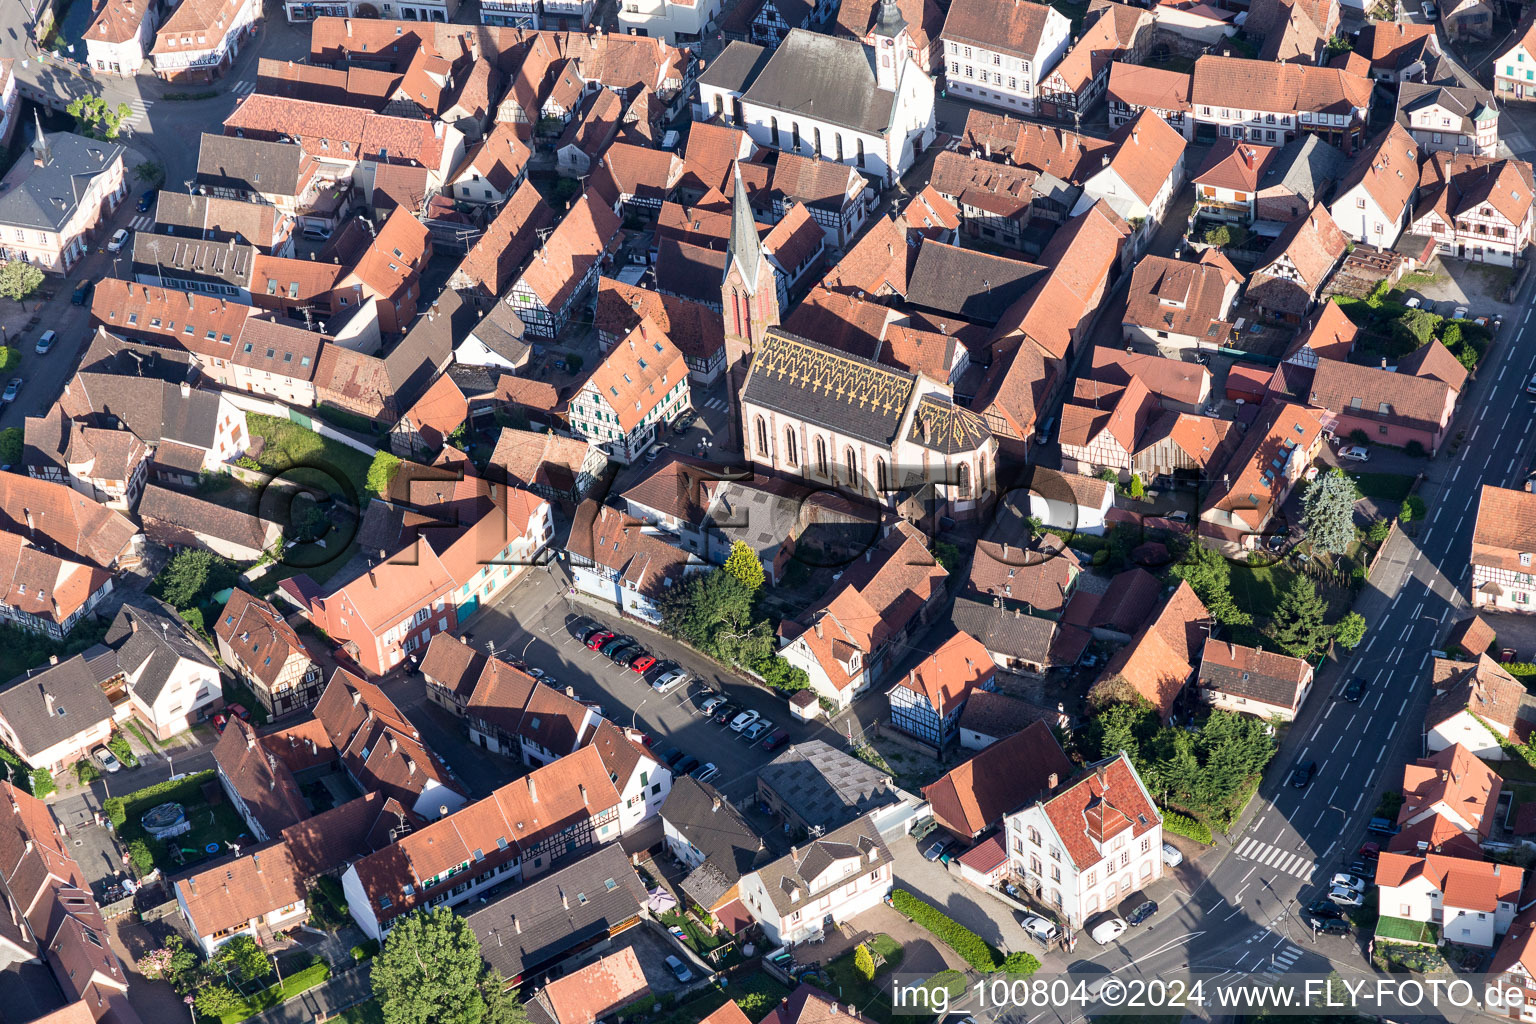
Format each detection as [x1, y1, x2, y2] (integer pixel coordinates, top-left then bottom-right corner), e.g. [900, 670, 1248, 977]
[512, 915, 521, 934]
[528, 776, 537, 803]
[352, 690, 363, 707]
[459, 635, 467, 644]
[44, 694, 54, 716]
[814, 618, 823, 639]
[579, 784, 587, 806]
[369, 568, 378, 588]
[48, 655, 58, 666]
[180, 381, 190, 398]
[23, 509, 33, 535]
[712, 796, 722, 812]
[246, 728, 256, 751]
[1047, 772, 1059, 789]
[407, 758, 416, 775]
[1381, 357, 1388, 368]
[388, 735, 398, 754]
[1230, 642, 1237, 658]
[561, 887, 569, 910]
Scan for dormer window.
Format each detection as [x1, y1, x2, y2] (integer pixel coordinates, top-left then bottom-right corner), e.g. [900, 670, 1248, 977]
[1522, 553, 1532, 567]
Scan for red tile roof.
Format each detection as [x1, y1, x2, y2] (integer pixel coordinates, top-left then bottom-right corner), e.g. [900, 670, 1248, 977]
[1376, 851, 1523, 912]
[897, 630, 995, 719]
[1398, 742, 1501, 839]
[1092, 581, 1211, 716]
[451, 179, 556, 296]
[541, 948, 649, 1024]
[173, 842, 306, 938]
[1040, 754, 1160, 871]
[923, 720, 1071, 838]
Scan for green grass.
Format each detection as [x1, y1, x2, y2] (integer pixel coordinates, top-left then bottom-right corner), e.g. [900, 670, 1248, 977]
[1347, 472, 1415, 502]
[333, 1000, 383, 1024]
[124, 719, 166, 750]
[1229, 560, 1297, 620]
[116, 776, 252, 874]
[0, 617, 110, 687]
[650, 973, 791, 1024]
[1375, 917, 1438, 945]
[246, 413, 376, 503]
[659, 909, 725, 953]
[215, 963, 331, 1023]
[825, 937, 908, 1024]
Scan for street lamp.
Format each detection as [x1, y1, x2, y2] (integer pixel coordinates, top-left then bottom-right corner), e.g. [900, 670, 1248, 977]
[521, 637, 536, 660]
[632, 698, 647, 731]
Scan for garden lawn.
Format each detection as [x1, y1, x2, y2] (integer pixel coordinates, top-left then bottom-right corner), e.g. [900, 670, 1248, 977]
[650, 972, 791, 1024]
[212, 963, 330, 1024]
[116, 775, 251, 874]
[659, 909, 724, 953]
[824, 935, 907, 1023]
[334, 1001, 383, 1024]
[246, 413, 376, 502]
[1346, 472, 1415, 502]
[1375, 917, 1437, 945]
[1228, 561, 1297, 621]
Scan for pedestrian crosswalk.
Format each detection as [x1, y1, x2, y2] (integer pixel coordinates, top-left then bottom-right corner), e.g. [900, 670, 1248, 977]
[232, 79, 256, 97]
[1258, 945, 1305, 980]
[701, 397, 727, 411]
[121, 97, 153, 125]
[128, 215, 154, 231]
[1234, 837, 1317, 882]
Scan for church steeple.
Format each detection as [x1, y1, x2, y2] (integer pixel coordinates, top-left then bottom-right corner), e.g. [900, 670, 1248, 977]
[872, 0, 909, 92]
[725, 163, 761, 296]
[31, 110, 51, 168]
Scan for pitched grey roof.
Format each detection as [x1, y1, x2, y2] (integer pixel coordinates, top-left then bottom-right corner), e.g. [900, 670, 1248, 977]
[741, 29, 900, 136]
[0, 132, 125, 232]
[904, 240, 1046, 326]
[1258, 134, 1348, 204]
[661, 776, 769, 882]
[951, 593, 1057, 662]
[758, 739, 897, 830]
[445, 363, 503, 400]
[71, 374, 223, 452]
[1397, 80, 1498, 134]
[463, 301, 529, 366]
[131, 233, 256, 289]
[384, 289, 468, 406]
[77, 328, 200, 385]
[104, 595, 217, 707]
[465, 845, 647, 983]
[749, 814, 891, 918]
[0, 657, 115, 759]
[741, 328, 918, 447]
[956, 689, 1058, 741]
[196, 133, 307, 198]
[138, 483, 279, 554]
[698, 41, 771, 93]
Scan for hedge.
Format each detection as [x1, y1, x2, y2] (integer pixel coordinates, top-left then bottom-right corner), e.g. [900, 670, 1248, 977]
[890, 889, 1038, 974]
[1160, 809, 1213, 845]
[105, 769, 216, 827]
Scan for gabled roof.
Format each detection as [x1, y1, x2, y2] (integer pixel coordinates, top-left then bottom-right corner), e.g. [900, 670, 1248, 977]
[0, 655, 115, 760]
[1193, 139, 1278, 193]
[584, 318, 689, 434]
[943, 0, 1061, 56]
[515, 194, 621, 309]
[660, 776, 769, 888]
[742, 328, 918, 446]
[280, 791, 422, 881]
[1308, 355, 1457, 433]
[1107, 61, 1192, 115]
[1427, 654, 1525, 733]
[1474, 485, 1536, 573]
[1334, 123, 1419, 221]
[740, 30, 903, 137]
[757, 739, 895, 830]
[1201, 401, 1324, 527]
[1092, 581, 1211, 716]
[1376, 850, 1523, 911]
[1398, 742, 1501, 839]
[1094, 110, 1187, 208]
[747, 815, 891, 918]
[211, 717, 311, 837]
[0, 531, 112, 629]
[1258, 134, 1349, 204]
[595, 277, 725, 366]
[539, 947, 649, 1024]
[923, 720, 1071, 838]
[451, 179, 556, 296]
[1123, 254, 1239, 342]
[1248, 205, 1348, 314]
[1191, 55, 1373, 117]
[313, 668, 460, 809]
[1038, 753, 1160, 870]
[174, 842, 306, 937]
[1416, 150, 1535, 236]
[961, 109, 1116, 179]
[1198, 638, 1311, 710]
[895, 630, 995, 719]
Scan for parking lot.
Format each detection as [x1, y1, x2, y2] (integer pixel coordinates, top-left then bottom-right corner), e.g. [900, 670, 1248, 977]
[446, 567, 851, 809]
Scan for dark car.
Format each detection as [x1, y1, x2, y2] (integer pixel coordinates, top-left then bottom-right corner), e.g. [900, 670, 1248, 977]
[1308, 917, 1350, 935]
[658, 746, 684, 768]
[599, 636, 632, 657]
[761, 728, 790, 751]
[136, 190, 158, 213]
[1291, 760, 1316, 788]
[71, 281, 91, 306]
[1120, 896, 1158, 926]
[580, 623, 610, 643]
[610, 644, 643, 665]
[1342, 676, 1365, 702]
[691, 690, 720, 713]
[712, 702, 740, 724]
[676, 756, 701, 776]
[1306, 901, 1346, 920]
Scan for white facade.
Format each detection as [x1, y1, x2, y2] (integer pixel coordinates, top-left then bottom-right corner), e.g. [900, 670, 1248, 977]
[1412, 194, 1533, 268]
[568, 376, 691, 464]
[617, 0, 722, 44]
[151, 0, 261, 80]
[1330, 181, 1408, 248]
[1379, 871, 1518, 948]
[941, 11, 1072, 115]
[737, 847, 892, 944]
[1427, 707, 1510, 761]
[86, 1, 157, 76]
[613, 752, 671, 834]
[177, 893, 307, 957]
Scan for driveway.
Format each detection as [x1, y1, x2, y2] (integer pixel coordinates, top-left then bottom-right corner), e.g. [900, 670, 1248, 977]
[841, 904, 966, 976]
[887, 832, 1038, 960]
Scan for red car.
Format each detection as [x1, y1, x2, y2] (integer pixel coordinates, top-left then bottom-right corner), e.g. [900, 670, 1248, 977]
[630, 655, 657, 674]
[586, 631, 615, 651]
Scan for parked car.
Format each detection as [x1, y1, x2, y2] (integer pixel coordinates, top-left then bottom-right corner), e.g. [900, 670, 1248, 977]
[1367, 816, 1402, 836]
[760, 728, 790, 751]
[712, 702, 740, 724]
[586, 631, 615, 651]
[1405, 296, 1422, 309]
[664, 955, 693, 983]
[1331, 873, 1367, 893]
[1423, 0, 1437, 18]
[1453, 305, 1467, 319]
[1290, 760, 1316, 788]
[922, 839, 950, 862]
[653, 669, 688, 693]
[1, 378, 21, 403]
[630, 654, 657, 674]
[598, 636, 632, 657]
[1088, 915, 1127, 945]
[1309, 917, 1350, 935]
[1327, 886, 1363, 907]
[697, 693, 726, 714]
[1307, 900, 1346, 919]
[676, 756, 701, 776]
[1019, 914, 1060, 944]
[34, 330, 56, 355]
[692, 763, 719, 783]
[1161, 842, 1183, 867]
[1342, 677, 1365, 702]
[581, 624, 610, 644]
[1360, 842, 1381, 860]
[1527, 373, 1536, 396]
[743, 719, 773, 741]
[92, 747, 122, 774]
[657, 746, 682, 767]
[1120, 895, 1158, 927]
[1340, 445, 1370, 462]
[1167, 510, 1190, 524]
[106, 228, 129, 253]
[136, 190, 158, 213]
[612, 645, 645, 666]
[70, 281, 91, 306]
[729, 710, 760, 732]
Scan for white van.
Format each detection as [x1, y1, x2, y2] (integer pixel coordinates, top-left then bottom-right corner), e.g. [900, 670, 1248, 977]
[1089, 915, 1127, 945]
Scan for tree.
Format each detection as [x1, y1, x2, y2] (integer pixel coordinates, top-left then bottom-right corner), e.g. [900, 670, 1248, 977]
[1302, 469, 1360, 555]
[934, 540, 962, 574]
[366, 451, 401, 500]
[1204, 224, 1232, 247]
[1268, 576, 1331, 659]
[1324, 33, 1353, 56]
[1392, 309, 1441, 351]
[723, 539, 765, 592]
[1097, 468, 1118, 484]
[659, 569, 773, 668]
[482, 981, 531, 1024]
[1334, 611, 1367, 650]
[29, 769, 54, 799]
[155, 548, 238, 611]
[854, 943, 876, 982]
[217, 934, 271, 983]
[127, 839, 154, 875]
[1127, 474, 1145, 500]
[66, 95, 133, 139]
[1401, 495, 1426, 523]
[372, 907, 499, 1024]
[195, 984, 243, 1018]
[1171, 544, 1252, 626]
[0, 261, 44, 302]
[160, 935, 200, 994]
[134, 160, 166, 188]
[0, 428, 20, 467]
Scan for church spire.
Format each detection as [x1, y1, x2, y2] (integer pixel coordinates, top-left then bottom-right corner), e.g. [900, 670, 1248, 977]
[725, 163, 761, 296]
[874, 0, 906, 38]
[31, 110, 50, 167]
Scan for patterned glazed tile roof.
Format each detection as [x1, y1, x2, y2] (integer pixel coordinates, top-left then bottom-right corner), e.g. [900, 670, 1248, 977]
[907, 393, 992, 454]
[742, 327, 917, 446]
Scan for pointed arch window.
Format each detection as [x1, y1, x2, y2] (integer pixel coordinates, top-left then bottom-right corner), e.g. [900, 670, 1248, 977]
[785, 427, 799, 467]
[756, 416, 769, 457]
[844, 446, 858, 488]
[815, 436, 829, 476]
[958, 462, 972, 499]
[876, 457, 888, 492]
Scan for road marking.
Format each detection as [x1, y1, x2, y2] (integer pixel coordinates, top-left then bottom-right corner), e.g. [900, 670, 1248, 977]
[1391, 591, 1402, 609]
[1365, 635, 1376, 653]
[1419, 651, 1429, 671]
[1235, 884, 1251, 902]
[1354, 791, 1366, 810]
[1237, 841, 1314, 881]
[1456, 515, 1465, 533]
[1482, 406, 1490, 421]
[1376, 747, 1386, 764]
[1400, 698, 1409, 715]
[1413, 602, 1424, 618]
[1237, 838, 1258, 857]
[1502, 366, 1510, 381]
[1387, 721, 1397, 740]
[1328, 785, 1339, 804]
